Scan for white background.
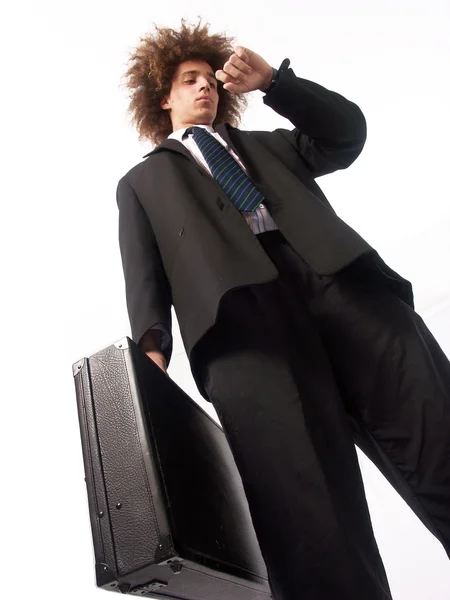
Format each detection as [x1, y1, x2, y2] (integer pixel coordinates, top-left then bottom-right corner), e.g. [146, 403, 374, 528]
[1, 1, 450, 598]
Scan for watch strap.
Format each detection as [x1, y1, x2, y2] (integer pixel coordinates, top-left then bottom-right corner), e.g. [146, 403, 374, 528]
[262, 58, 291, 93]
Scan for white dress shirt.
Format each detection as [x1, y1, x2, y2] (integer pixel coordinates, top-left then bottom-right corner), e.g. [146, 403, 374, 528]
[168, 124, 278, 235]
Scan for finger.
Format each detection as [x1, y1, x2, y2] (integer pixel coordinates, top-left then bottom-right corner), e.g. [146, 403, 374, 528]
[229, 52, 252, 75]
[234, 45, 250, 63]
[223, 75, 250, 93]
[224, 81, 250, 94]
[216, 72, 242, 92]
[215, 69, 239, 86]
[223, 59, 248, 82]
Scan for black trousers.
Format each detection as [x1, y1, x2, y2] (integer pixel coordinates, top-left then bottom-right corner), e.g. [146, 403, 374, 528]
[196, 229, 450, 600]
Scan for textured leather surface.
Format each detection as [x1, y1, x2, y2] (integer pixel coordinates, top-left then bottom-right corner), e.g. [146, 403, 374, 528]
[74, 360, 116, 573]
[73, 337, 271, 598]
[87, 343, 163, 576]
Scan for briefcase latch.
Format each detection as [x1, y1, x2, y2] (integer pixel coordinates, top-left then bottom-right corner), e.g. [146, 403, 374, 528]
[114, 337, 129, 350]
[130, 579, 169, 595]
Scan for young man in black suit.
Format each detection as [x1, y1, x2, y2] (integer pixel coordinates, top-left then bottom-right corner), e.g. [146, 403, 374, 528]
[117, 18, 450, 600]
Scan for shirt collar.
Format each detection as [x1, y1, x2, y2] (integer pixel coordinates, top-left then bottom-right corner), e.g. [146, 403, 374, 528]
[168, 124, 215, 142]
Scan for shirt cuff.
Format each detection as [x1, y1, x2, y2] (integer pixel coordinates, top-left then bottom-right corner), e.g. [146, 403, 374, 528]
[139, 324, 171, 353]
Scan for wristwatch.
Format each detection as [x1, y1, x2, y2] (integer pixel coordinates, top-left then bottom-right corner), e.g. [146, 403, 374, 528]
[262, 58, 291, 94]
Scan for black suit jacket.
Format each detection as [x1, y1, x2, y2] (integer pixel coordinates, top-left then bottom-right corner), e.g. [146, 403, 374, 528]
[117, 65, 413, 398]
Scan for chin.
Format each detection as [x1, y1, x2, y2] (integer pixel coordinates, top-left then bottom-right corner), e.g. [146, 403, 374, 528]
[196, 110, 217, 122]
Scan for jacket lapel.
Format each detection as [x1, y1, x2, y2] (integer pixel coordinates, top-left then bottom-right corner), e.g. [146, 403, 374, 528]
[214, 122, 241, 156]
[143, 122, 243, 170]
[143, 138, 193, 161]
[215, 123, 261, 183]
[142, 123, 266, 198]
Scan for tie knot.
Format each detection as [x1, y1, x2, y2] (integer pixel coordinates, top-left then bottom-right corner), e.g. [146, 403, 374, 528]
[185, 125, 207, 138]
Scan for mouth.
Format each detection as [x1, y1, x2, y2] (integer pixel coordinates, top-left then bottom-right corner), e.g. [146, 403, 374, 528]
[197, 98, 211, 103]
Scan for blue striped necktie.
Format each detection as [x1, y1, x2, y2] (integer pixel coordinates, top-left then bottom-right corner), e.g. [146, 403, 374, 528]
[185, 126, 265, 212]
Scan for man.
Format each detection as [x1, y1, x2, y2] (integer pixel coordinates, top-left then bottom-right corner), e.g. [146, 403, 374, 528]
[117, 19, 450, 600]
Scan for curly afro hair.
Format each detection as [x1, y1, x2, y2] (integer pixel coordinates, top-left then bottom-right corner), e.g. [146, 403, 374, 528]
[123, 16, 249, 147]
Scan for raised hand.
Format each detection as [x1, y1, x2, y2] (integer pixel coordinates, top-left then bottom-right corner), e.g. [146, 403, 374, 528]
[215, 46, 273, 94]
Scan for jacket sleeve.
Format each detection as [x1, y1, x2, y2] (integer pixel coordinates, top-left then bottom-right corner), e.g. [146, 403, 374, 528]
[116, 177, 173, 367]
[261, 66, 367, 177]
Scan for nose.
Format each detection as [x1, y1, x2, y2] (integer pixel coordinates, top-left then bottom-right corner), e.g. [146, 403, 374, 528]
[199, 78, 211, 92]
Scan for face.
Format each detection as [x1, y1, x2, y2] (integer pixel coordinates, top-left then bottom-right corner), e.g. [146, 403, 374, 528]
[160, 60, 219, 132]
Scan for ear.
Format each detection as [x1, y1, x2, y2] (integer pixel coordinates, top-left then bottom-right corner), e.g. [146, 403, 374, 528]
[160, 95, 170, 110]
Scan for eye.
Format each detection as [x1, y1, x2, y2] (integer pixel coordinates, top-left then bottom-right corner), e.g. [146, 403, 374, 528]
[185, 79, 216, 87]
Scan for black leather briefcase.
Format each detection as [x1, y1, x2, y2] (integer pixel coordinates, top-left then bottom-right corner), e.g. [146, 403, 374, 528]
[73, 336, 271, 599]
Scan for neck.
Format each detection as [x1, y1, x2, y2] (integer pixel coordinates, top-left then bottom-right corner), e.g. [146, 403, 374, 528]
[173, 120, 213, 132]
